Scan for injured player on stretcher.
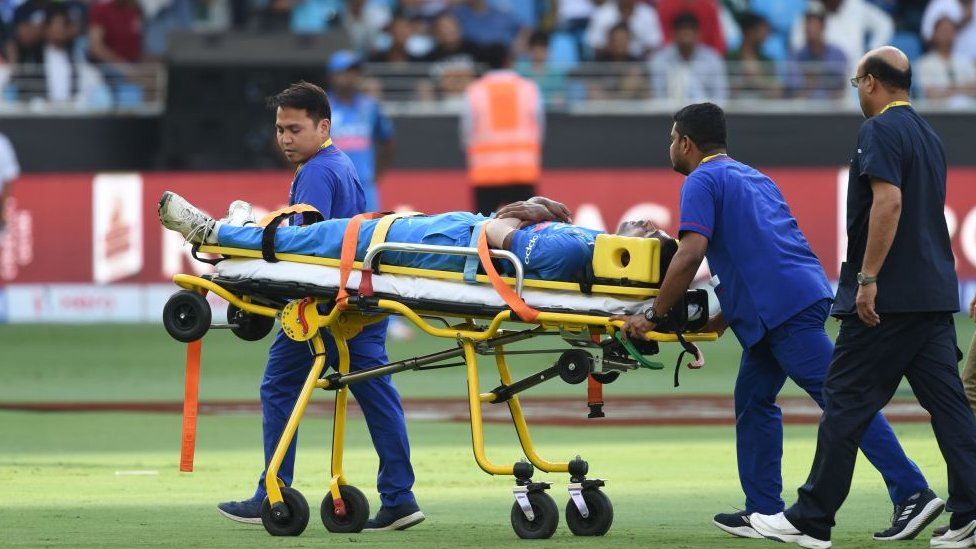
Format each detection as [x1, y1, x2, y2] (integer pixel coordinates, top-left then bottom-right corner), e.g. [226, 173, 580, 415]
[157, 191, 674, 284]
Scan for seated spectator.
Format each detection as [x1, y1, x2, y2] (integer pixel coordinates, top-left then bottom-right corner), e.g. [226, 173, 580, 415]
[790, 0, 894, 74]
[87, 0, 144, 102]
[516, 30, 567, 105]
[40, 5, 76, 102]
[400, 0, 449, 23]
[922, 0, 976, 62]
[370, 13, 414, 63]
[785, 3, 848, 99]
[917, 16, 976, 107]
[726, 12, 782, 99]
[342, 0, 391, 53]
[657, 0, 725, 55]
[749, 0, 806, 61]
[451, 0, 524, 53]
[257, 0, 293, 32]
[417, 12, 476, 63]
[588, 22, 648, 100]
[649, 12, 727, 102]
[7, 0, 49, 65]
[555, 0, 596, 58]
[586, 0, 662, 60]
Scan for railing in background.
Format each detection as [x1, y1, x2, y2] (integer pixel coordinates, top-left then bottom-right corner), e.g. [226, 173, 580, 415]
[0, 63, 167, 116]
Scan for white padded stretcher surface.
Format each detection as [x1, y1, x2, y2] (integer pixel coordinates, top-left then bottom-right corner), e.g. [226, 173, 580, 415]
[216, 259, 718, 319]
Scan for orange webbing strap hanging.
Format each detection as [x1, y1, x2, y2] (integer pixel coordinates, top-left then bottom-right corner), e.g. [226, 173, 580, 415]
[587, 375, 605, 419]
[476, 225, 539, 322]
[336, 212, 386, 309]
[257, 204, 324, 227]
[179, 339, 202, 472]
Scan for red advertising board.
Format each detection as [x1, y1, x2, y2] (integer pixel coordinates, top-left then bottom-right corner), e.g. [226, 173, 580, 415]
[4, 167, 976, 287]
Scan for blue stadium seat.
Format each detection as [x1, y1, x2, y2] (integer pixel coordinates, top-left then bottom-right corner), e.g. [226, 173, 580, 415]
[890, 31, 923, 61]
[548, 31, 580, 69]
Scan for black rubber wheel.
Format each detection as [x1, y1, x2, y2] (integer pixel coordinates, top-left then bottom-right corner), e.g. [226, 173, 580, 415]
[261, 487, 309, 536]
[511, 491, 559, 539]
[227, 304, 275, 341]
[590, 371, 620, 385]
[321, 485, 370, 533]
[162, 290, 211, 343]
[557, 350, 593, 385]
[565, 488, 613, 536]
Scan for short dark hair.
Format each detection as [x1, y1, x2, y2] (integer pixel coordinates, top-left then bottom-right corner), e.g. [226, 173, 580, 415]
[673, 102, 727, 153]
[528, 30, 549, 49]
[482, 43, 511, 70]
[266, 81, 331, 122]
[672, 11, 700, 31]
[862, 55, 912, 91]
[738, 12, 768, 34]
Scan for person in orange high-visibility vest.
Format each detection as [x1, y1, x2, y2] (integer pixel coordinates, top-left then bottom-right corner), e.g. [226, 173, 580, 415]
[461, 44, 545, 215]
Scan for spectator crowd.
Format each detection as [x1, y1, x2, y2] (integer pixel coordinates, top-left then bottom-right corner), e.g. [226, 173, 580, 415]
[1, 0, 975, 108]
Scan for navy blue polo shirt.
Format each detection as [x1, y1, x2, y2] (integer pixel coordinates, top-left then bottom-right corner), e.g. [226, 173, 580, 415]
[833, 104, 958, 316]
[679, 156, 833, 348]
[288, 142, 367, 221]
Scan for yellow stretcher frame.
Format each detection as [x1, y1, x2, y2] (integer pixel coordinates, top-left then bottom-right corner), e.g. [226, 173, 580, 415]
[172, 269, 717, 529]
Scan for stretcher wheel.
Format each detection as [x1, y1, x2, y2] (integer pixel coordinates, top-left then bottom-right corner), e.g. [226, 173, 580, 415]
[511, 491, 559, 539]
[261, 487, 309, 536]
[565, 488, 613, 537]
[557, 350, 593, 385]
[162, 290, 211, 343]
[227, 304, 275, 341]
[320, 485, 369, 533]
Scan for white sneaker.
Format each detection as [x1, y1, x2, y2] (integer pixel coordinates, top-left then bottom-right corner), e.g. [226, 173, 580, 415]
[750, 512, 832, 549]
[931, 521, 976, 548]
[157, 191, 216, 244]
[223, 200, 254, 226]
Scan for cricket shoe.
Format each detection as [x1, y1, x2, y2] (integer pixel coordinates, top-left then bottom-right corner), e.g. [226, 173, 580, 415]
[713, 510, 762, 538]
[750, 512, 831, 549]
[931, 520, 976, 548]
[158, 191, 217, 244]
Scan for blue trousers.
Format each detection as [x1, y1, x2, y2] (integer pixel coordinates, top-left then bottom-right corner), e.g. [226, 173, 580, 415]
[252, 322, 416, 508]
[735, 299, 927, 514]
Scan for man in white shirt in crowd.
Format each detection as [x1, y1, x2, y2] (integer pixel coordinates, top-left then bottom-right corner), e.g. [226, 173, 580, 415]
[649, 12, 727, 102]
[917, 16, 976, 107]
[790, 0, 894, 75]
[923, 0, 976, 62]
[586, 0, 662, 59]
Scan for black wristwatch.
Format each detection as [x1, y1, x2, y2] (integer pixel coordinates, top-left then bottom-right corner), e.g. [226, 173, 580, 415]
[641, 304, 664, 323]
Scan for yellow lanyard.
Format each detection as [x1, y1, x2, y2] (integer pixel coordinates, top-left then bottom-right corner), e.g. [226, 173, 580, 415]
[295, 139, 334, 173]
[880, 101, 911, 114]
[700, 153, 728, 165]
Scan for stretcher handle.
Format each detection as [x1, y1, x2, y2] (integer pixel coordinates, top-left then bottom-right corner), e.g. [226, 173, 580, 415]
[611, 331, 664, 370]
[362, 242, 526, 296]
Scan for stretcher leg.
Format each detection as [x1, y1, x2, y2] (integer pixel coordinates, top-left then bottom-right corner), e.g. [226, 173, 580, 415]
[494, 348, 569, 474]
[265, 333, 328, 505]
[329, 335, 352, 497]
[463, 341, 514, 475]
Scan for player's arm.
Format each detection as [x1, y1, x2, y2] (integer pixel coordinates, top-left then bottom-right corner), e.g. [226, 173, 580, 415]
[857, 179, 901, 326]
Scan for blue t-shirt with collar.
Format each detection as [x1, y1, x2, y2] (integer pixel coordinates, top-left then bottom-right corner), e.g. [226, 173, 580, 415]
[678, 156, 833, 348]
[288, 143, 367, 222]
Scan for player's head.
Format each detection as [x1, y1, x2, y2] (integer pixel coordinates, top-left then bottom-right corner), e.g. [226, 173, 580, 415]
[853, 46, 911, 118]
[328, 50, 363, 98]
[670, 102, 727, 175]
[267, 81, 332, 165]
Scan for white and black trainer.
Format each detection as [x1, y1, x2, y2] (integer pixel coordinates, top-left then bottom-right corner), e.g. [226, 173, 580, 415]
[713, 510, 762, 539]
[223, 200, 254, 226]
[874, 488, 945, 541]
[931, 520, 976, 548]
[157, 191, 217, 244]
[750, 512, 832, 549]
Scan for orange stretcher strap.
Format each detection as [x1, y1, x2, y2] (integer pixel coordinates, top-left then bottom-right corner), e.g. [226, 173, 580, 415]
[179, 339, 202, 472]
[336, 212, 386, 309]
[476, 225, 539, 322]
[257, 204, 324, 227]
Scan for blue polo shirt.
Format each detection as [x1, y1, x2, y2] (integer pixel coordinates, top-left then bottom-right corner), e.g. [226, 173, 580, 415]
[288, 143, 367, 221]
[679, 156, 833, 348]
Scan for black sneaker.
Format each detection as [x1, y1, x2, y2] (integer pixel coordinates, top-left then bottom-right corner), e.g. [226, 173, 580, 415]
[873, 488, 945, 540]
[363, 501, 425, 531]
[216, 497, 263, 524]
[713, 510, 762, 539]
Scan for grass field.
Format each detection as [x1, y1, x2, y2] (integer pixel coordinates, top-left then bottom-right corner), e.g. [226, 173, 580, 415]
[1, 322, 973, 547]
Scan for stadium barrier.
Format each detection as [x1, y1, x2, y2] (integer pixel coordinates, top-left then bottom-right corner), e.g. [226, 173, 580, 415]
[3, 167, 976, 322]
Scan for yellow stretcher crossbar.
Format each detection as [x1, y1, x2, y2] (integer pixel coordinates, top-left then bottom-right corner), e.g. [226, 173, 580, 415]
[197, 245, 659, 299]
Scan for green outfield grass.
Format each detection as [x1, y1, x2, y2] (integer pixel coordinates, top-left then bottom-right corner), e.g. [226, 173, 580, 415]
[0, 322, 973, 547]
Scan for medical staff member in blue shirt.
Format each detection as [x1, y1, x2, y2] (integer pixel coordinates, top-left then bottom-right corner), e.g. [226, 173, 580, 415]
[612, 102, 935, 542]
[327, 50, 395, 212]
[216, 82, 424, 531]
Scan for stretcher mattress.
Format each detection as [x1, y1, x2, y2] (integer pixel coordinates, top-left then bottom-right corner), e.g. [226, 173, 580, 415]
[216, 258, 717, 319]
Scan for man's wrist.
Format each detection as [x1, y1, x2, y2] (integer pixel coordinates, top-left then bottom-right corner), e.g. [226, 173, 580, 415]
[857, 271, 878, 286]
